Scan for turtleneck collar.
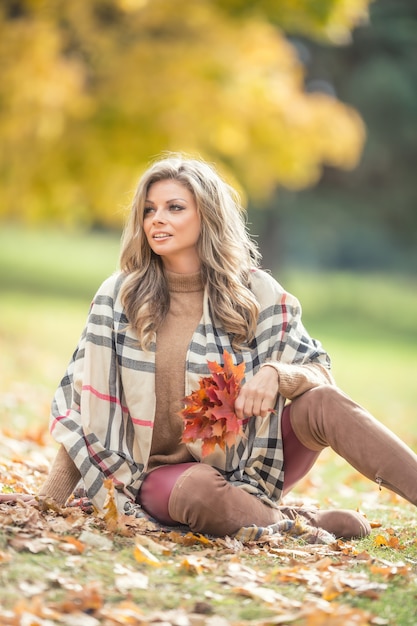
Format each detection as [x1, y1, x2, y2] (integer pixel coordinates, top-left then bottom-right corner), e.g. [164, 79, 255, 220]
[165, 269, 204, 293]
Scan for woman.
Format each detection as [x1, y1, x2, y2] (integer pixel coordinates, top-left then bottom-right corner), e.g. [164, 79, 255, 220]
[24, 155, 417, 539]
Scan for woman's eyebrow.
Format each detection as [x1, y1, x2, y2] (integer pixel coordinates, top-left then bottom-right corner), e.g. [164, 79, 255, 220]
[145, 197, 187, 204]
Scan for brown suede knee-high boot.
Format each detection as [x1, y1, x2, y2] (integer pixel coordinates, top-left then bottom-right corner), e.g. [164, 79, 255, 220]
[290, 386, 417, 506]
[168, 463, 283, 536]
[167, 463, 371, 539]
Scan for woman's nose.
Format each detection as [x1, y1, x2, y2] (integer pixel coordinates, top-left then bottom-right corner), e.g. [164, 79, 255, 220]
[152, 209, 166, 223]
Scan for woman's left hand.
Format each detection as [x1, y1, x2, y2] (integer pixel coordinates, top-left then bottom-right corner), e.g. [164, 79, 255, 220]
[234, 365, 279, 421]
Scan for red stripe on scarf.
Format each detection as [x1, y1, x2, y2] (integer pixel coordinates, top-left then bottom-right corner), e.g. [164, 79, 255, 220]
[82, 384, 129, 412]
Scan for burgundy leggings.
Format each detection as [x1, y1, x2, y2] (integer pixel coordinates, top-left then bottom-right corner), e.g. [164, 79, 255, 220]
[138, 404, 320, 524]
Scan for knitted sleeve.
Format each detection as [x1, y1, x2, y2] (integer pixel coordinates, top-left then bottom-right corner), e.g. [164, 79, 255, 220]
[260, 361, 335, 400]
[38, 445, 81, 505]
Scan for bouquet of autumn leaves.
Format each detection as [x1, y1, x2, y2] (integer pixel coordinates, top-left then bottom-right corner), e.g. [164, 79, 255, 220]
[180, 351, 245, 457]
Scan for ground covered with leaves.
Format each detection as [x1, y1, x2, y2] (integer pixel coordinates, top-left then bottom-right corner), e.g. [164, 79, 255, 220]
[1, 429, 417, 626]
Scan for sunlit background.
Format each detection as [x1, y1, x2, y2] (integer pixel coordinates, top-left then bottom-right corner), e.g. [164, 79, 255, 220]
[0, 0, 416, 461]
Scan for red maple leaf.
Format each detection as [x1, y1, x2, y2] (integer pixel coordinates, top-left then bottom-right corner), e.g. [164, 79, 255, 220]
[180, 351, 245, 457]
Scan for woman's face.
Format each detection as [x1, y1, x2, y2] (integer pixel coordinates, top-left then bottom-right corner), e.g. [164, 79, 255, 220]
[143, 179, 202, 273]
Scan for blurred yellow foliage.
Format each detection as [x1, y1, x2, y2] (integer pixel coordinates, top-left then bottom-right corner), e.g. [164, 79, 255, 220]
[211, 0, 372, 44]
[0, 0, 370, 227]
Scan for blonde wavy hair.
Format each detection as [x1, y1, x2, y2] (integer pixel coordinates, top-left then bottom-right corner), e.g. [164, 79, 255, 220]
[119, 154, 261, 350]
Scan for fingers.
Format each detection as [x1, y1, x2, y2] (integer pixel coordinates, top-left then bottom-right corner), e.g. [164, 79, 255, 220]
[235, 392, 273, 420]
[235, 366, 279, 421]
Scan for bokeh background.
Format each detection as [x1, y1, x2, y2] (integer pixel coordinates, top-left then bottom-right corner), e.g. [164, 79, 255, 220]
[1, 0, 416, 272]
[1, 0, 416, 473]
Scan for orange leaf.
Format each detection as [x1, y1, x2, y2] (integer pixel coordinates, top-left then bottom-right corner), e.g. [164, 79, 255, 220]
[167, 531, 213, 546]
[373, 532, 404, 550]
[369, 562, 411, 578]
[102, 478, 119, 531]
[180, 350, 245, 456]
[58, 536, 86, 554]
[134, 543, 161, 567]
[373, 534, 389, 547]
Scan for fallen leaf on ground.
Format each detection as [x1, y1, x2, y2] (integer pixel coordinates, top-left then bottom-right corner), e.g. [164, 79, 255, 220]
[133, 541, 162, 566]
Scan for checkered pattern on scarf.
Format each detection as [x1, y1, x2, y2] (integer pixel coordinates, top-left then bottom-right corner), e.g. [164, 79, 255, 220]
[50, 269, 330, 512]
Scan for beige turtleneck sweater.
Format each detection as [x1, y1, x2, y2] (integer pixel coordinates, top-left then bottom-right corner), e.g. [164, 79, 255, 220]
[147, 270, 203, 469]
[39, 270, 204, 503]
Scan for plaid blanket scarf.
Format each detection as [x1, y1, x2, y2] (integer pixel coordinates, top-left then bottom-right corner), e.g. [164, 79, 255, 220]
[50, 269, 330, 512]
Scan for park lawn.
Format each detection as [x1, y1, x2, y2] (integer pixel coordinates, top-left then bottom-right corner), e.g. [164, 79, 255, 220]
[1, 227, 417, 624]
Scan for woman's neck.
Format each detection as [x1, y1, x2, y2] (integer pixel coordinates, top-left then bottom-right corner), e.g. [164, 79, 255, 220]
[161, 255, 201, 275]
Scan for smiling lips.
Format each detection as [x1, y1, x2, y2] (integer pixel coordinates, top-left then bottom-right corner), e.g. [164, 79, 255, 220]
[153, 232, 172, 239]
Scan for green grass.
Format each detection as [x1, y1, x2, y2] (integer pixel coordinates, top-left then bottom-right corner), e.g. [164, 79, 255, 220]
[0, 225, 121, 299]
[0, 226, 121, 431]
[1, 227, 417, 624]
[281, 268, 417, 446]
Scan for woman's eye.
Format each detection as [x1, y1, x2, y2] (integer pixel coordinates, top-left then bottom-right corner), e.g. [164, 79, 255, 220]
[144, 206, 154, 215]
[170, 204, 184, 211]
